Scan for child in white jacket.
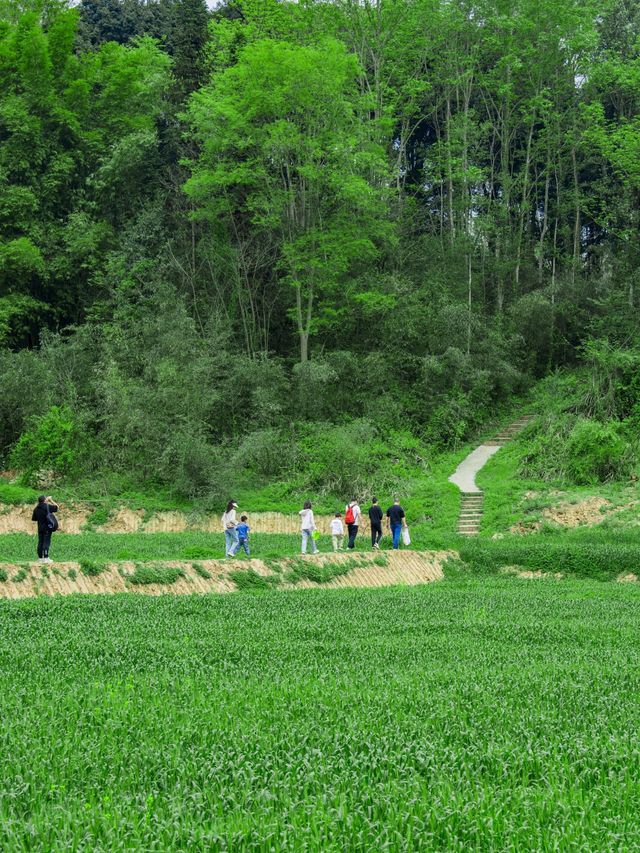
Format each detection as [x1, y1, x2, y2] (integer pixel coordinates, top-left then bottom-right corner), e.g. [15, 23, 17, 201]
[330, 512, 344, 551]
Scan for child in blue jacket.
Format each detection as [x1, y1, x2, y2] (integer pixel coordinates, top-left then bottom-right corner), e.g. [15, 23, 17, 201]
[235, 515, 250, 556]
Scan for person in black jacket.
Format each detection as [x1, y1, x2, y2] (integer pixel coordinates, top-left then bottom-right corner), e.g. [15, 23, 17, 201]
[31, 495, 58, 563]
[368, 498, 383, 549]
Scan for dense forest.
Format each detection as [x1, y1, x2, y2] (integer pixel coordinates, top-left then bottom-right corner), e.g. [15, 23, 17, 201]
[1, 0, 639, 500]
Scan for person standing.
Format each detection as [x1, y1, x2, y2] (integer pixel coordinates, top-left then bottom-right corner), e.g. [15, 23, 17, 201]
[31, 495, 58, 563]
[299, 500, 318, 555]
[235, 515, 251, 557]
[330, 512, 344, 551]
[221, 500, 239, 558]
[368, 498, 383, 549]
[345, 497, 361, 550]
[386, 499, 406, 550]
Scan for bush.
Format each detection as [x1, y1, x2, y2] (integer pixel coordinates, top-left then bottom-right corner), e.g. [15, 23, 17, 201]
[10, 405, 89, 485]
[565, 419, 630, 484]
[80, 560, 106, 577]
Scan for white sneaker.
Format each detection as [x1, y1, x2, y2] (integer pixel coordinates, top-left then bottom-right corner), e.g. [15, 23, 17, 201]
[44, 558, 53, 564]
[38, 558, 45, 563]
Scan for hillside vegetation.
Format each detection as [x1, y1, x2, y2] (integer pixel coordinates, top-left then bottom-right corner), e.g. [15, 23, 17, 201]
[1, 0, 640, 507]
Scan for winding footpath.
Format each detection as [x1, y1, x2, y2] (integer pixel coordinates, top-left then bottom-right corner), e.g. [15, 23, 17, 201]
[448, 416, 533, 536]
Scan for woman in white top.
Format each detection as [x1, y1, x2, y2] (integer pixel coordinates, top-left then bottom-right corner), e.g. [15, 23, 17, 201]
[221, 499, 239, 557]
[299, 500, 318, 555]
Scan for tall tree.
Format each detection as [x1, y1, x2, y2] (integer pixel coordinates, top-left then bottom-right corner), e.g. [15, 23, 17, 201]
[186, 37, 389, 362]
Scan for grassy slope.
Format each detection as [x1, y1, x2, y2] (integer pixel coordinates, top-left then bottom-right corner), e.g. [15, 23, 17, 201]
[1, 579, 639, 849]
[2, 373, 638, 558]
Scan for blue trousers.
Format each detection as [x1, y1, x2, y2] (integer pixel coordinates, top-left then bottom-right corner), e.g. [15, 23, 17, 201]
[391, 523, 402, 549]
[225, 528, 239, 556]
[237, 538, 250, 556]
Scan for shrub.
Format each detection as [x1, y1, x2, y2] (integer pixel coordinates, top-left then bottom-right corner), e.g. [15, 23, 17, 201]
[565, 419, 630, 484]
[10, 405, 89, 485]
[80, 560, 107, 577]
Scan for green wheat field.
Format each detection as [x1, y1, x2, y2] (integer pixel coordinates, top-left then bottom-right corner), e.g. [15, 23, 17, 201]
[1, 578, 639, 850]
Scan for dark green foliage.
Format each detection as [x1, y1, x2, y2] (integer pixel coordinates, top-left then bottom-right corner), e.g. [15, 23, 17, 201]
[12, 567, 29, 583]
[0, 567, 7, 581]
[1, 2, 640, 498]
[10, 406, 88, 484]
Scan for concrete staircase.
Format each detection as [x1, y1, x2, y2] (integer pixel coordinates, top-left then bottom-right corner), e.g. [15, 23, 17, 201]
[453, 415, 534, 536]
[484, 415, 534, 447]
[457, 492, 484, 536]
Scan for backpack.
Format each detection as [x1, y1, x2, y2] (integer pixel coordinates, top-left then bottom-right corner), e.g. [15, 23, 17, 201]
[345, 505, 355, 525]
[46, 508, 59, 532]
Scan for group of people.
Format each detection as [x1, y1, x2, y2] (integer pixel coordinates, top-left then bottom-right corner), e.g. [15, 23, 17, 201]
[302, 498, 408, 555]
[32, 495, 409, 563]
[221, 497, 408, 558]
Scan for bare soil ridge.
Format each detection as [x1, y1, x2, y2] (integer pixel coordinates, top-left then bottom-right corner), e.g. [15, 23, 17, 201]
[0, 506, 346, 536]
[0, 550, 450, 599]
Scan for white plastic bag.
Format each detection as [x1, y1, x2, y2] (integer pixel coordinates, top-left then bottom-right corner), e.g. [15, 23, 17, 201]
[402, 526, 411, 546]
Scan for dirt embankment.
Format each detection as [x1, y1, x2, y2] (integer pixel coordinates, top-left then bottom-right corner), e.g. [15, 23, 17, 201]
[0, 550, 450, 599]
[510, 497, 615, 534]
[0, 504, 345, 536]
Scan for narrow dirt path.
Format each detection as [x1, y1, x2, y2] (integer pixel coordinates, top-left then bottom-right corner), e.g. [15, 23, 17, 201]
[448, 416, 532, 536]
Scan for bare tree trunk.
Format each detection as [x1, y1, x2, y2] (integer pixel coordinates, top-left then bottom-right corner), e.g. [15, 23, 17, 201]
[467, 253, 472, 356]
[515, 121, 535, 292]
[445, 95, 455, 243]
[538, 143, 551, 285]
[571, 146, 581, 285]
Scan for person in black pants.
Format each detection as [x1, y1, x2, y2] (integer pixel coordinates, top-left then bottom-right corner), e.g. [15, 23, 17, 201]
[368, 498, 383, 549]
[31, 495, 58, 563]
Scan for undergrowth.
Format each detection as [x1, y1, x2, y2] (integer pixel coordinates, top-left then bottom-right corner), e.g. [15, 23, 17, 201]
[127, 564, 185, 586]
[79, 560, 107, 577]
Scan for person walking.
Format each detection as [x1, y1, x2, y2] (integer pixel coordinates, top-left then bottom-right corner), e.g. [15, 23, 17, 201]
[330, 512, 344, 551]
[386, 499, 406, 550]
[221, 500, 239, 558]
[299, 501, 318, 555]
[368, 497, 383, 549]
[31, 495, 58, 563]
[345, 497, 361, 550]
[235, 515, 251, 557]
